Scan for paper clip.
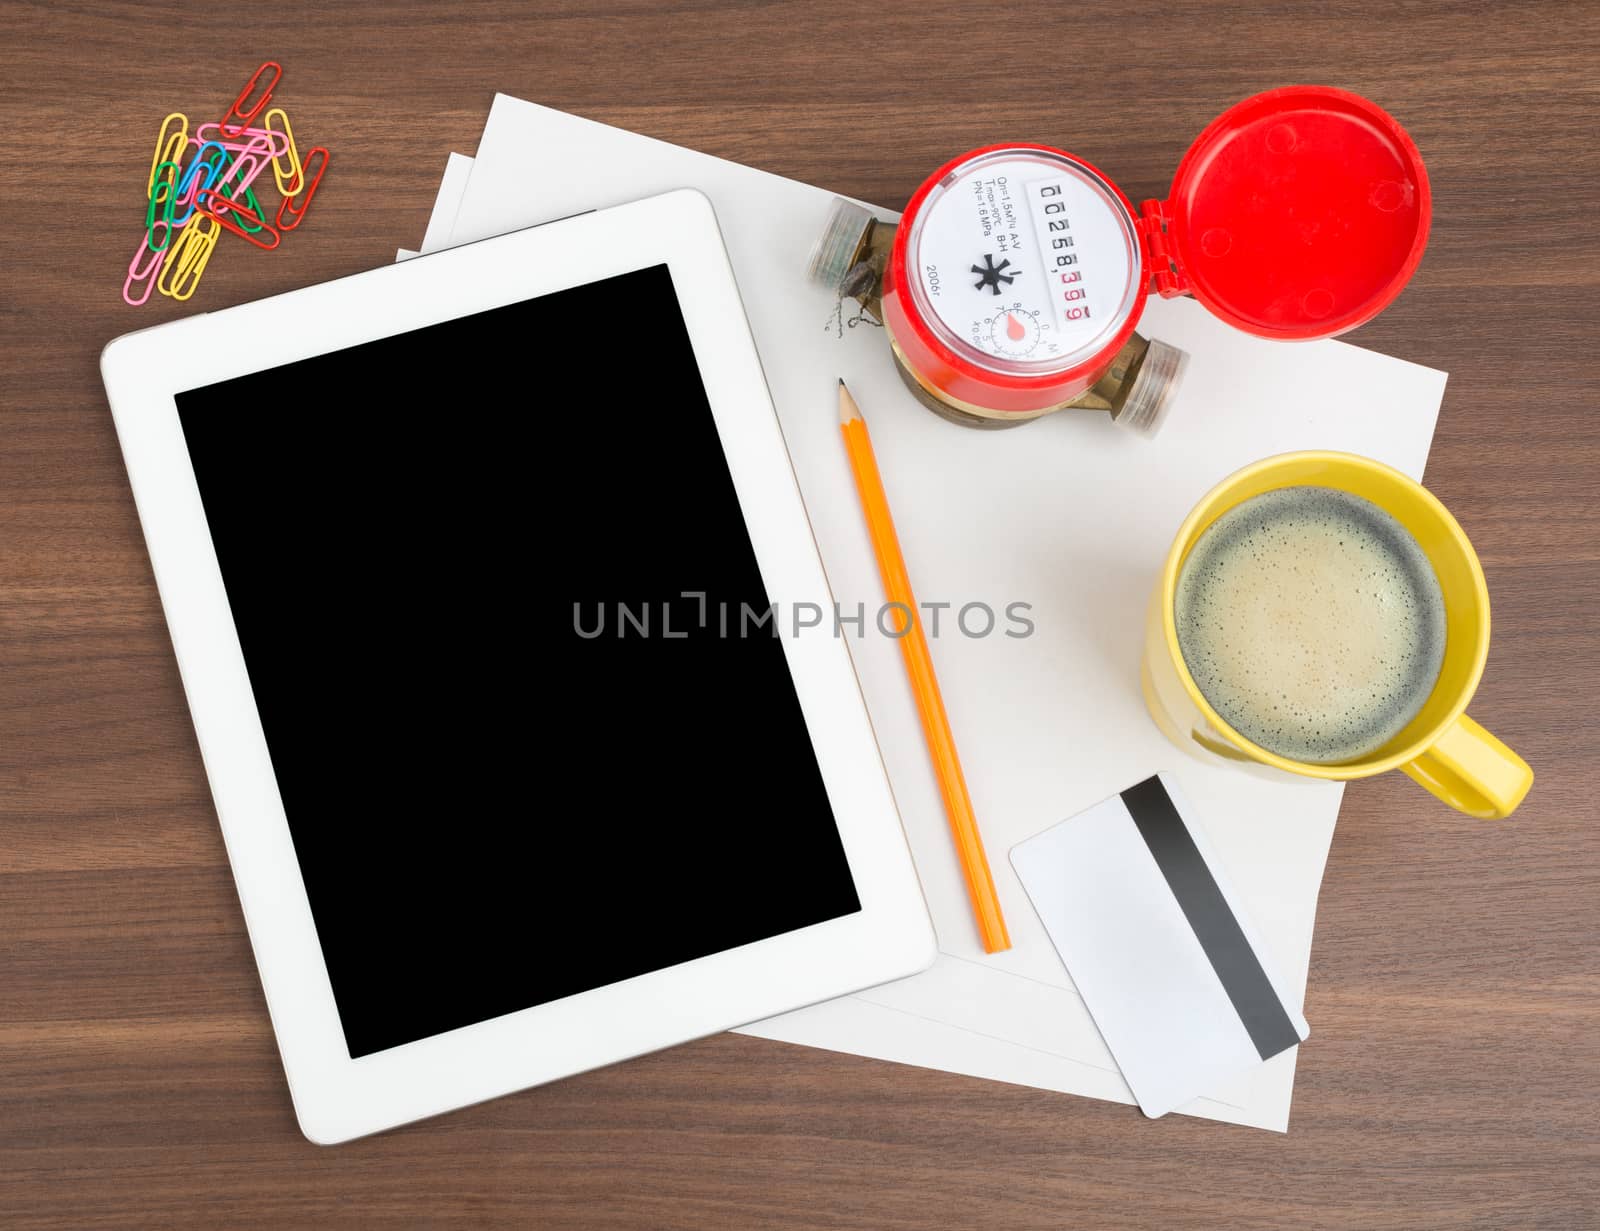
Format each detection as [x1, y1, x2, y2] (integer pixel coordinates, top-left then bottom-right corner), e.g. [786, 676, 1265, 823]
[218, 61, 281, 139]
[261, 107, 302, 195]
[171, 142, 227, 226]
[145, 160, 181, 252]
[218, 180, 267, 233]
[184, 139, 229, 182]
[148, 112, 188, 195]
[276, 147, 328, 232]
[123, 228, 168, 305]
[157, 213, 221, 301]
[197, 188, 281, 250]
[192, 122, 290, 158]
[214, 132, 274, 201]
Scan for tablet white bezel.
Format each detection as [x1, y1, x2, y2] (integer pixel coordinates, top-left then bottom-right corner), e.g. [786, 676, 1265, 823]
[102, 189, 934, 1144]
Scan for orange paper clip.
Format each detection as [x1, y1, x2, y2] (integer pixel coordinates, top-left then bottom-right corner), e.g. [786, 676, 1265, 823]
[218, 61, 281, 139]
[276, 146, 327, 231]
[197, 188, 280, 250]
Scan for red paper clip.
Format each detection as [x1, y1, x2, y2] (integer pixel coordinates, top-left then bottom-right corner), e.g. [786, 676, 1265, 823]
[218, 61, 282, 139]
[276, 146, 328, 231]
[197, 187, 281, 250]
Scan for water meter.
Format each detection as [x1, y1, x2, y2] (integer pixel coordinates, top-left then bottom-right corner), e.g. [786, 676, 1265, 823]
[808, 86, 1430, 434]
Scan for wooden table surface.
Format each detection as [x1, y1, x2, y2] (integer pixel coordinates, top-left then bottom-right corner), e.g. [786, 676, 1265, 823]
[4, 1, 1597, 1226]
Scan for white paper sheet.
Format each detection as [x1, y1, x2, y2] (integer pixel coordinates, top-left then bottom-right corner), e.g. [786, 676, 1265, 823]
[420, 152, 474, 255]
[400, 152, 476, 260]
[415, 97, 1445, 1130]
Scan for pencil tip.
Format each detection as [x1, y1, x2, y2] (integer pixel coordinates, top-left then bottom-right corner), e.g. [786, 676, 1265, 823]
[837, 379, 860, 425]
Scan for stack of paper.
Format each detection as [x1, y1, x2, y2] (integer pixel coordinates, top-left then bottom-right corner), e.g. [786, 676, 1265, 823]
[396, 97, 1446, 1131]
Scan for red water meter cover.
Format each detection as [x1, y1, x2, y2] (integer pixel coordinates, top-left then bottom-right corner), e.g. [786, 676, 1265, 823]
[1148, 85, 1431, 341]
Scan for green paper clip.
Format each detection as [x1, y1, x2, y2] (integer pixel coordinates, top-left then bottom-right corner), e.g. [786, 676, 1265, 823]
[145, 160, 180, 252]
[219, 182, 266, 234]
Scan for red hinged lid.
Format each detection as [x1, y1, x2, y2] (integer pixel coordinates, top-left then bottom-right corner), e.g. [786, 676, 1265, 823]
[1142, 86, 1430, 341]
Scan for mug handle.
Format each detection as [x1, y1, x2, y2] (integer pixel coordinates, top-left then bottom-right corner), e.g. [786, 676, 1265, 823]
[1401, 715, 1533, 818]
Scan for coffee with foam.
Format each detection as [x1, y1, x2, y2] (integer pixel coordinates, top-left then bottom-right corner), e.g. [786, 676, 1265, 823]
[1174, 486, 1446, 764]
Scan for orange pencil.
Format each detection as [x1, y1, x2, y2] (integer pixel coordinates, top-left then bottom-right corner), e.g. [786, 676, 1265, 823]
[838, 380, 1011, 954]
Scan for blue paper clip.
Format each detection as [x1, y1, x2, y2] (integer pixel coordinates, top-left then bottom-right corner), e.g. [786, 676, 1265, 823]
[171, 142, 227, 227]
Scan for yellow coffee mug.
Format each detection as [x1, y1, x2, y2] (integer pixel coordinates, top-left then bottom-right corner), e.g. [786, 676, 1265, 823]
[1141, 451, 1532, 818]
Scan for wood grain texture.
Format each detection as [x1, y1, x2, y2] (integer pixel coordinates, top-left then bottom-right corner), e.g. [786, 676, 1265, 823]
[2, 1, 1597, 1226]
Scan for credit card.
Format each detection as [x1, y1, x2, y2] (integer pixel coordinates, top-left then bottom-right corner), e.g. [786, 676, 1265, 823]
[1011, 774, 1309, 1118]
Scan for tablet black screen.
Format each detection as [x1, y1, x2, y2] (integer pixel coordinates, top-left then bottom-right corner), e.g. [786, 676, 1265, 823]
[175, 263, 860, 1058]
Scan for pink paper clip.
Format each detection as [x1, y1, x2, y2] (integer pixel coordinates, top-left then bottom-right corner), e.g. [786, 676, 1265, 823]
[215, 132, 275, 199]
[218, 61, 281, 139]
[192, 123, 290, 159]
[123, 227, 169, 305]
[197, 188, 281, 250]
[276, 147, 328, 231]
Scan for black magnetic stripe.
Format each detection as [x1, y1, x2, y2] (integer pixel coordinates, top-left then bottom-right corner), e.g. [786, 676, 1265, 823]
[1120, 776, 1303, 1061]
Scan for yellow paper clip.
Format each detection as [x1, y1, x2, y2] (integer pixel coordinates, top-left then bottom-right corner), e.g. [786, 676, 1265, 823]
[147, 112, 188, 197]
[262, 106, 302, 196]
[156, 213, 221, 301]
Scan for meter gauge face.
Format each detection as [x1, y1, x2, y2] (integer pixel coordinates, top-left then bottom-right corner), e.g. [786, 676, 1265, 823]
[985, 304, 1043, 358]
[905, 147, 1144, 378]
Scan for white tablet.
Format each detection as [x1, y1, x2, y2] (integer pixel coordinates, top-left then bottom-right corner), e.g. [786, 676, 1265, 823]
[101, 189, 934, 1144]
